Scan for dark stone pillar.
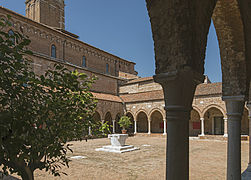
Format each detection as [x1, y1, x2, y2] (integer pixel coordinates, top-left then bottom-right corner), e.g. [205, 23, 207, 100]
[154, 68, 203, 180]
[242, 103, 251, 180]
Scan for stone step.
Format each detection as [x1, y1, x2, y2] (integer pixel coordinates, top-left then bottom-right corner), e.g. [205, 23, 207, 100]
[135, 133, 166, 137]
[199, 135, 248, 141]
[96, 145, 140, 153]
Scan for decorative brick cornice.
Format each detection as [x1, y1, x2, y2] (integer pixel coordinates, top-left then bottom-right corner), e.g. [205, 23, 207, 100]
[0, 7, 135, 67]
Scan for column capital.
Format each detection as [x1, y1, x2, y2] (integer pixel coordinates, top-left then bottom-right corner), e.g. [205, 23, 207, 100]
[246, 102, 251, 117]
[154, 68, 204, 122]
[200, 117, 204, 121]
[153, 68, 204, 86]
[112, 119, 116, 122]
[223, 117, 228, 121]
[223, 96, 245, 118]
[222, 95, 245, 102]
[246, 102, 251, 109]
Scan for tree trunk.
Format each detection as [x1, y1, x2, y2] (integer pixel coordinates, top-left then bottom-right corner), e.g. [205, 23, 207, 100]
[20, 167, 34, 180]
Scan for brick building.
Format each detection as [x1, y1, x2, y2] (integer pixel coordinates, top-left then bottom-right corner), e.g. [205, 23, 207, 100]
[0, 0, 249, 138]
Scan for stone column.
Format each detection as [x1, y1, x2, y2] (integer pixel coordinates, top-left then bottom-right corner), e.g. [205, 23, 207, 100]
[200, 117, 205, 136]
[154, 69, 203, 180]
[101, 119, 105, 135]
[88, 126, 92, 136]
[163, 118, 167, 135]
[148, 119, 151, 134]
[242, 103, 251, 179]
[223, 96, 245, 180]
[223, 117, 228, 137]
[112, 120, 116, 134]
[134, 120, 137, 134]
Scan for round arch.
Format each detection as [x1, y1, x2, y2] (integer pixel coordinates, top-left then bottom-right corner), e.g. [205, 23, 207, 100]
[192, 106, 202, 118]
[149, 108, 165, 119]
[93, 111, 101, 122]
[135, 109, 148, 120]
[202, 104, 226, 118]
[95, 109, 103, 121]
[115, 113, 121, 134]
[189, 109, 201, 136]
[136, 110, 148, 133]
[212, 1, 248, 96]
[125, 110, 136, 120]
[150, 110, 164, 133]
[125, 112, 135, 134]
[203, 106, 224, 135]
[104, 111, 113, 134]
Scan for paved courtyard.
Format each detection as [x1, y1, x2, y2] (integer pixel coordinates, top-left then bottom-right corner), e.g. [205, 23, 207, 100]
[7, 136, 249, 180]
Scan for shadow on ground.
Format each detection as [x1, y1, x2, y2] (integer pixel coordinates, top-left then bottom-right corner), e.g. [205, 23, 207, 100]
[0, 172, 20, 180]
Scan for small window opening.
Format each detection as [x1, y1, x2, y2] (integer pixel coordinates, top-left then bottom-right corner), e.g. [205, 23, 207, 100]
[82, 56, 87, 67]
[8, 29, 15, 44]
[106, 63, 109, 74]
[51, 44, 56, 58]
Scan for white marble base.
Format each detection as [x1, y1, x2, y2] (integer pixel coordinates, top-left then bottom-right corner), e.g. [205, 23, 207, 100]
[96, 145, 139, 153]
[108, 134, 128, 146]
[242, 164, 251, 180]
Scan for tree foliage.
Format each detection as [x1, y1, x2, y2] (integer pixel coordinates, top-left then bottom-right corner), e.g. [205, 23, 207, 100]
[0, 16, 102, 180]
[118, 116, 132, 130]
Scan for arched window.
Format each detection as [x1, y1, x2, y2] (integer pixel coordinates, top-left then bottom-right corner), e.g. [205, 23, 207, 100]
[82, 56, 87, 67]
[106, 63, 109, 74]
[51, 44, 56, 58]
[8, 30, 15, 44]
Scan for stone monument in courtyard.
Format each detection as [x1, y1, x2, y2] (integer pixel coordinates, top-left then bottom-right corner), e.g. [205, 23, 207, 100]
[95, 134, 139, 153]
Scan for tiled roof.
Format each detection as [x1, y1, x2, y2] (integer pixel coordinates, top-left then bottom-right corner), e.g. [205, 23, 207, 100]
[120, 90, 164, 103]
[120, 82, 222, 103]
[195, 82, 222, 96]
[125, 77, 154, 85]
[92, 92, 122, 103]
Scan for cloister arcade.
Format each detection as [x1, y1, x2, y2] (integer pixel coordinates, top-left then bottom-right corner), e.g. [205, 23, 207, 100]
[93, 105, 249, 137]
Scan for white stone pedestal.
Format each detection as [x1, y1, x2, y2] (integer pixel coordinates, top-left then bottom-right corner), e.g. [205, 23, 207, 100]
[95, 134, 139, 153]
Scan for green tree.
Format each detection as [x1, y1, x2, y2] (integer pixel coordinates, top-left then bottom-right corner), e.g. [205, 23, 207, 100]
[0, 16, 102, 179]
[118, 116, 132, 131]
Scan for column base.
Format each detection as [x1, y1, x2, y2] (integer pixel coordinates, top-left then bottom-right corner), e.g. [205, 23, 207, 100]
[163, 133, 167, 135]
[242, 164, 251, 180]
[223, 134, 228, 137]
[199, 134, 205, 137]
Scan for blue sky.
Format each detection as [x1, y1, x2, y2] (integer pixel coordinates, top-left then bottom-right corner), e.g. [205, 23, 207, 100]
[0, 0, 222, 82]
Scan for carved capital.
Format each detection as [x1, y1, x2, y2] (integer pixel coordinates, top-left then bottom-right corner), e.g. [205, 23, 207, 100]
[154, 68, 204, 114]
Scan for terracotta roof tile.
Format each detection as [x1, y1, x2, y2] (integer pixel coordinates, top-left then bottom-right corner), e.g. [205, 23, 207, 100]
[125, 77, 153, 85]
[120, 90, 164, 103]
[92, 92, 122, 103]
[195, 82, 222, 96]
[120, 82, 222, 103]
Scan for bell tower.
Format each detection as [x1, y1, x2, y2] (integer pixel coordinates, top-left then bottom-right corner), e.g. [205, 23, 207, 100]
[25, 0, 65, 29]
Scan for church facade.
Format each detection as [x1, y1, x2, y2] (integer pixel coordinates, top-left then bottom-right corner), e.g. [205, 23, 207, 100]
[0, 0, 249, 138]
